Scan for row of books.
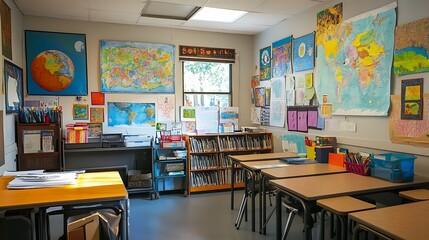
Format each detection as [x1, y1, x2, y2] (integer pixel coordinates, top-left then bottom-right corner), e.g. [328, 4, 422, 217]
[189, 137, 219, 152]
[247, 136, 272, 150]
[19, 107, 61, 124]
[218, 136, 247, 151]
[190, 169, 244, 187]
[190, 154, 231, 170]
[23, 130, 55, 153]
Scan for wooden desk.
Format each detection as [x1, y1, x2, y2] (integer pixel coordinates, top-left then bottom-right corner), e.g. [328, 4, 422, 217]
[350, 200, 429, 240]
[399, 189, 429, 201]
[0, 172, 129, 239]
[230, 152, 298, 211]
[269, 173, 429, 240]
[260, 164, 346, 234]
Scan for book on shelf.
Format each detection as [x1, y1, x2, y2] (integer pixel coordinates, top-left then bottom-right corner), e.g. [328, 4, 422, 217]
[23, 130, 41, 153]
[41, 130, 55, 152]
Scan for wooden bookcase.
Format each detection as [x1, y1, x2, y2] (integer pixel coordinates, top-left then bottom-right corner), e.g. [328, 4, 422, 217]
[185, 132, 273, 194]
[16, 121, 62, 171]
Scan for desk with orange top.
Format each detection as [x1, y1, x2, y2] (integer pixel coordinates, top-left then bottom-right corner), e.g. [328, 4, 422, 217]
[0, 171, 129, 239]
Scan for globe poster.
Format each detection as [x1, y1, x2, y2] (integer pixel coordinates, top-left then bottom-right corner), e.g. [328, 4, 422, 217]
[107, 102, 156, 127]
[25, 31, 88, 96]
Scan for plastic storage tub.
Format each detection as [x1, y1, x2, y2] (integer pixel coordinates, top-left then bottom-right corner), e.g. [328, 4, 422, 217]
[369, 153, 416, 182]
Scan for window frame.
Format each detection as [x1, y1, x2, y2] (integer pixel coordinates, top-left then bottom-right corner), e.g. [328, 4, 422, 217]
[182, 60, 233, 107]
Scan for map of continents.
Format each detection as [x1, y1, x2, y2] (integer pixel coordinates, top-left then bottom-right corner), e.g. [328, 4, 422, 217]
[316, 4, 396, 116]
[108, 102, 155, 127]
[100, 41, 175, 93]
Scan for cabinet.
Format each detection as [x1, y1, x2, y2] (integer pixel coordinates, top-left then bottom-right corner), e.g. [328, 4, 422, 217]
[62, 142, 155, 196]
[16, 121, 62, 171]
[185, 132, 273, 194]
[153, 146, 187, 196]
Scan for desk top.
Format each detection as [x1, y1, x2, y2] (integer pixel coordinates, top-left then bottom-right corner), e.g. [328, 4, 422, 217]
[229, 152, 298, 162]
[270, 173, 429, 201]
[262, 164, 346, 179]
[399, 189, 429, 201]
[0, 172, 128, 211]
[240, 160, 289, 171]
[349, 200, 429, 240]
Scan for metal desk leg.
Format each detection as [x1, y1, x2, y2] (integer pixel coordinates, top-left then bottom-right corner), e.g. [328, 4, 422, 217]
[231, 161, 236, 210]
[121, 199, 130, 240]
[259, 173, 264, 234]
[251, 171, 256, 232]
[276, 191, 282, 240]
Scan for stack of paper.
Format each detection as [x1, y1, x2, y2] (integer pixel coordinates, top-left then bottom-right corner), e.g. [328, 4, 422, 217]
[7, 172, 77, 189]
[280, 157, 316, 165]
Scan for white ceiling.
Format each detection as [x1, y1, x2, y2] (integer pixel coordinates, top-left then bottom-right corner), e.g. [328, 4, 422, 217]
[14, 0, 331, 35]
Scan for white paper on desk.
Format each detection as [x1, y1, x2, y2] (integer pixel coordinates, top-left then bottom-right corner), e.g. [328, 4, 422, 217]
[7, 177, 76, 189]
[253, 164, 289, 169]
[3, 170, 44, 176]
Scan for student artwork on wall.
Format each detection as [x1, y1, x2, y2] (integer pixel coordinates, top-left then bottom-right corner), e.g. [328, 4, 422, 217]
[91, 92, 105, 105]
[4, 59, 23, 114]
[88, 122, 103, 138]
[90, 107, 104, 122]
[100, 40, 175, 93]
[180, 106, 196, 121]
[269, 77, 286, 128]
[389, 94, 429, 147]
[272, 36, 292, 77]
[107, 102, 156, 127]
[250, 107, 261, 124]
[394, 17, 429, 76]
[292, 32, 315, 72]
[401, 78, 423, 120]
[287, 107, 297, 131]
[25, 30, 88, 96]
[285, 75, 295, 106]
[219, 107, 239, 127]
[307, 107, 319, 129]
[1, 0, 12, 60]
[251, 75, 260, 88]
[265, 88, 271, 106]
[73, 104, 89, 120]
[259, 46, 271, 81]
[254, 87, 266, 107]
[260, 107, 270, 126]
[157, 95, 175, 122]
[297, 108, 308, 132]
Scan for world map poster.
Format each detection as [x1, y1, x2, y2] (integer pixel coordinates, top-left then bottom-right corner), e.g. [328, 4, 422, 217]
[315, 3, 396, 116]
[394, 17, 429, 75]
[100, 41, 175, 93]
[107, 102, 156, 127]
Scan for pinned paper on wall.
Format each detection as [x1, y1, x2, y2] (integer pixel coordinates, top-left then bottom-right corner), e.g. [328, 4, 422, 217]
[250, 107, 261, 124]
[157, 95, 175, 122]
[195, 107, 218, 134]
[297, 108, 308, 132]
[180, 106, 196, 121]
[219, 107, 239, 127]
[287, 107, 297, 131]
[321, 103, 333, 118]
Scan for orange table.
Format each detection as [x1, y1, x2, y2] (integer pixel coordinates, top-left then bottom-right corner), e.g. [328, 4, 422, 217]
[0, 171, 129, 239]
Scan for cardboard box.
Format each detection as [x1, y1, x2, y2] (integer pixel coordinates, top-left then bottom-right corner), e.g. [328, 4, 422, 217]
[67, 213, 100, 240]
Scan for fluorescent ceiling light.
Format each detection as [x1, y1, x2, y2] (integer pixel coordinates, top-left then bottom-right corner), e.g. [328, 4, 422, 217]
[190, 7, 247, 23]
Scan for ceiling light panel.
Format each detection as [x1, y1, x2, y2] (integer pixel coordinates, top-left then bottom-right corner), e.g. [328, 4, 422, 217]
[191, 7, 247, 23]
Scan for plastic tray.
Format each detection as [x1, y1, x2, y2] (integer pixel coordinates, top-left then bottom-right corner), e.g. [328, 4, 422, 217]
[370, 166, 414, 183]
[371, 153, 416, 171]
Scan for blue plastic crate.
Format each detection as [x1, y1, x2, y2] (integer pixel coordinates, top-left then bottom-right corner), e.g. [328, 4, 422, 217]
[370, 166, 414, 183]
[369, 153, 416, 183]
[370, 153, 416, 171]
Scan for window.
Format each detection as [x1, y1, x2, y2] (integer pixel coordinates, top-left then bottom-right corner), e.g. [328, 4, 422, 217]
[183, 61, 232, 107]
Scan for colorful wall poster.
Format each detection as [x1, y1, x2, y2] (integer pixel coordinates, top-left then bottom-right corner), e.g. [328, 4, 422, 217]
[260, 107, 270, 126]
[100, 40, 175, 93]
[259, 46, 271, 81]
[90, 107, 104, 122]
[157, 95, 175, 122]
[394, 17, 429, 75]
[389, 94, 429, 147]
[107, 102, 156, 127]
[287, 107, 297, 131]
[91, 92, 105, 105]
[254, 87, 266, 107]
[251, 75, 260, 88]
[219, 107, 239, 127]
[272, 36, 292, 77]
[25, 31, 88, 96]
[73, 104, 88, 120]
[88, 123, 103, 138]
[401, 78, 423, 120]
[292, 32, 315, 72]
[315, 3, 396, 116]
[316, 3, 343, 46]
[4, 59, 23, 113]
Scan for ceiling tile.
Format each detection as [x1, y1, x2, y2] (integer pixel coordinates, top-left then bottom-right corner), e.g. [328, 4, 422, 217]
[137, 16, 186, 27]
[89, 10, 140, 24]
[89, 0, 147, 14]
[236, 12, 290, 25]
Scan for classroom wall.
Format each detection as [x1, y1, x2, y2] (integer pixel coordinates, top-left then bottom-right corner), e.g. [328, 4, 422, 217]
[253, 0, 429, 177]
[0, 0, 23, 173]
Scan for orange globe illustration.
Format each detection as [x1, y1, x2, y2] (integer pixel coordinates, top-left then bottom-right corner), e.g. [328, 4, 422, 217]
[31, 50, 74, 92]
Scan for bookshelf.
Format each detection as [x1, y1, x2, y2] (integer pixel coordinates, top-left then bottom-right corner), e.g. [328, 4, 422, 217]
[16, 121, 62, 171]
[185, 132, 273, 194]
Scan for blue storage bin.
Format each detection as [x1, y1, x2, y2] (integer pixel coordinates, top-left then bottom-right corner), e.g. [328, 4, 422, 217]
[370, 153, 416, 182]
